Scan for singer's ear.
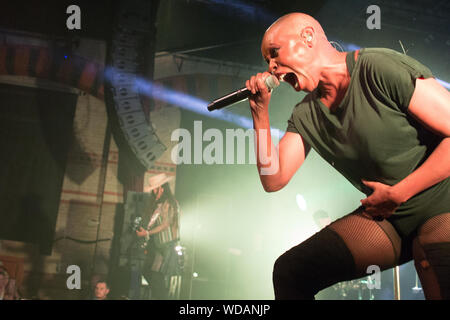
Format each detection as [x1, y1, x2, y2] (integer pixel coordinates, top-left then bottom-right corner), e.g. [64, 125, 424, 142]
[301, 27, 314, 47]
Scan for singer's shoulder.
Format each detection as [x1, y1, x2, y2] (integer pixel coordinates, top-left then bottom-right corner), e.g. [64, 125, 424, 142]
[287, 93, 321, 135]
[292, 92, 318, 111]
[356, 48, 433, 80]
[289, 92, 319, 120]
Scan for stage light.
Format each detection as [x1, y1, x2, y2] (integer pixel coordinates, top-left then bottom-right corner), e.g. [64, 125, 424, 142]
[204, 0, 277, 24]
[437, 79, 450, 90]
[296, 194, 307, 211]
[104, 67, 284, 134]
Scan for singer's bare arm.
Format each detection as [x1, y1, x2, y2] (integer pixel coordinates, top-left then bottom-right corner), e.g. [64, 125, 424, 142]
[255, 119, 310, 192]
[247, 72, 310, 192]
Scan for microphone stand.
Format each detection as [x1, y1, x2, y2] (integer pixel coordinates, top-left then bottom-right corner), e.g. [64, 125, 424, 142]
[412, 272, 422, 293]
[393, 266, 401, 300]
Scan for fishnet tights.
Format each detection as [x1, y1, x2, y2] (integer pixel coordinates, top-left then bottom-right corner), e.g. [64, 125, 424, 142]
[328, 210, 450, 299]
[272, 208, 450, 299]
[328, 208, 401, 276]
[418, 213, 450, 245]
[413, 212, 450, 299]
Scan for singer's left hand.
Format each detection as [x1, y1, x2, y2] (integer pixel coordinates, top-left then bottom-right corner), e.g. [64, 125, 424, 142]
[360, 180, 404, 220]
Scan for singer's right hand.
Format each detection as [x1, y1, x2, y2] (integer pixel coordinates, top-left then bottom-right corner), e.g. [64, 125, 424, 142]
[245, 72, 273, 115]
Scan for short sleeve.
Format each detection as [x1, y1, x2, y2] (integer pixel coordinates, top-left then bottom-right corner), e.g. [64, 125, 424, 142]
[286, 113, 300, 134]
[362, 50, 434, 112]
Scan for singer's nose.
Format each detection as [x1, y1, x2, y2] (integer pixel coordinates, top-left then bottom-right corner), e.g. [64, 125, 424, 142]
[268, 59, 277, 74]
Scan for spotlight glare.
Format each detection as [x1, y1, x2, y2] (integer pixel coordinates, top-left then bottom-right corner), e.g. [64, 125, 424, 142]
[104, 66, 284, 133]
[296, 194, 307, 211]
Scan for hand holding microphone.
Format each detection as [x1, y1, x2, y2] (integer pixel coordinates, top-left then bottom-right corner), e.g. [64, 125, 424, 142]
[207, 73, 279, 112]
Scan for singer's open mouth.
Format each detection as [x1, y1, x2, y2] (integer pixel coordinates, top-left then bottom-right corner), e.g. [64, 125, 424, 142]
[280, 73, 300, 91]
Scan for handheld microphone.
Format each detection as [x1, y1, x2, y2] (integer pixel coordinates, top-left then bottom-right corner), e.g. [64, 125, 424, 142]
[207, 75, 279, 111]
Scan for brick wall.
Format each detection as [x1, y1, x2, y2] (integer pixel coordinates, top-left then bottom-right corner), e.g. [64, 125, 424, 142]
[0, 85, 181, 299]
[0, 36, 181, 299]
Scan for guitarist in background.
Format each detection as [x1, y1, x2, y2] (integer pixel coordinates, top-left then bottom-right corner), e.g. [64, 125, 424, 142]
[134, 173, 180, 299]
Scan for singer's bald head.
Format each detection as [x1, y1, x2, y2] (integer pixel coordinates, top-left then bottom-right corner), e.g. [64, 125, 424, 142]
[263, 13, 327, 43]
[261, 12, 332, 56]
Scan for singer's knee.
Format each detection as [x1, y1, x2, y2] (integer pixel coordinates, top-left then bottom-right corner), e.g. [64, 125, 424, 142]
[272, 228, 357, 299]
[272, 247, 317, 299]
[272, 252, 292, 285]
[273, 252, 297, 298]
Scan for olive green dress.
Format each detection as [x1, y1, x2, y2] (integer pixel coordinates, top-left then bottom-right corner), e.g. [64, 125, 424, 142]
[286, 48, 450, 238]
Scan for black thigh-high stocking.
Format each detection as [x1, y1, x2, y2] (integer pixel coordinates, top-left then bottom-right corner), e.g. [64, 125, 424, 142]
[273, 207, 402, 299]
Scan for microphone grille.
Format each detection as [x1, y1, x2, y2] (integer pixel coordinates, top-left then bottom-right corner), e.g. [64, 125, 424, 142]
[265, 75, 280, 91]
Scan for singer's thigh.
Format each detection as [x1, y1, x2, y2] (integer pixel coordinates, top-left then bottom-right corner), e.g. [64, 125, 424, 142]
[413, 212, 450, 299]
[273, 207, 401, 299]
[328, 206, 402, 275]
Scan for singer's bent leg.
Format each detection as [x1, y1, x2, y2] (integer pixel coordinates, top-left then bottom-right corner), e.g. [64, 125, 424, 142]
[273, 207, 401, 299]
[413, 212, 450, 299]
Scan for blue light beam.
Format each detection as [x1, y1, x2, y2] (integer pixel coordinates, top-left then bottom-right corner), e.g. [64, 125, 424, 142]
[105, 67, 285, 137]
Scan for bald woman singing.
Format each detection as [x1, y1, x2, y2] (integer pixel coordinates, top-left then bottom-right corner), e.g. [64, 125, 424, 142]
[246, 13, 450, 299]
